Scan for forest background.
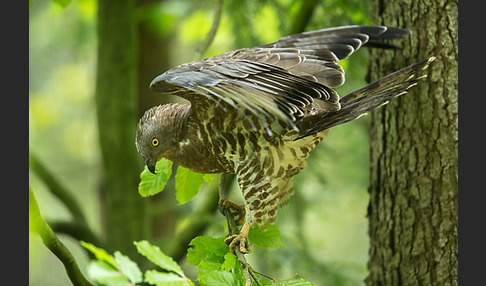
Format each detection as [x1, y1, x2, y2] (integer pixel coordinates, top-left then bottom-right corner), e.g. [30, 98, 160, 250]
[29, 0, 419, 285]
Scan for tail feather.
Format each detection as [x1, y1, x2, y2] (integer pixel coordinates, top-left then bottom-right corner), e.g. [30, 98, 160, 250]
[296, 57, 435, 139]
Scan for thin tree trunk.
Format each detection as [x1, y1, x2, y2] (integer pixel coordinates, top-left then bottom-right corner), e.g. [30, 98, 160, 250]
[366, 0, 458, 285]
[95, 0, 150, 260]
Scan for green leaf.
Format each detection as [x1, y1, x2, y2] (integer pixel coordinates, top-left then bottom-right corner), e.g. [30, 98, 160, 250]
[144, 270, 192, 286]
[186, 236, 229, 266]
[187, 236, 231, 284]
[113, 251, 143, 284]
[248, 223, 284, 248]
[134, 240, 184, 277]
[220, 253, 237, 271]
[199, 270, 242, 286]
[138, 158, 173, 197]
[259, 280, 277, 286]
[80, 241, 118, 268]
[202, 173, 217, 185]
[175, 167, 204, 204]
[196, 259, 223, 274]
[86, 260, 131, 286]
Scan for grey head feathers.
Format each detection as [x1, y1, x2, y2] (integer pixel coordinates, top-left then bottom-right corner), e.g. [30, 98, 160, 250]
[136, 103, 190, 173]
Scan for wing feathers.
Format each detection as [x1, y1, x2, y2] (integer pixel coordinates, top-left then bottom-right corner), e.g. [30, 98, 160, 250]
[150, 25, 415, 136]
[295, 57, 434, 138]
[151, 59, 339, 135]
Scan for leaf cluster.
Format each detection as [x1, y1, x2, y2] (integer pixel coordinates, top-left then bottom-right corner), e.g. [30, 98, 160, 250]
[82, 235, 314, 286]
[81, 240, 193, 286]
[138, 158, 215, 204]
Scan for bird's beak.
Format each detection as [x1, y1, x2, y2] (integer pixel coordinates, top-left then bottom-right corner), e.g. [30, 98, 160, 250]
[146, 160, 156, 174]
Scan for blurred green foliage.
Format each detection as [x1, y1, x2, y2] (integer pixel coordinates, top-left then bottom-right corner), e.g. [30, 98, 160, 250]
[82, 237, 314, 285]
[29, 0, 373, 285]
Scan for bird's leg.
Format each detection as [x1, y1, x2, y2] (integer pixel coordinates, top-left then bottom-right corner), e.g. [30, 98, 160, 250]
[224, 221, 252, 254]
[218, 174, 251, 254]
[218, 198, 245, 226]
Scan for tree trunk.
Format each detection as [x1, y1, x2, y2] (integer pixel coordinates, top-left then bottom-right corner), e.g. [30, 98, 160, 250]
[95, 0, 150, 260]
[366, 0, 458, 285]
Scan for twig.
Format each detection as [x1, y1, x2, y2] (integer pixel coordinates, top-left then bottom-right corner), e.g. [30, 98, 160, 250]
[219, 174, 253, 286]
[195, 0, 223, 60]
[29, 151, 87, 225]
[218, 174, 229, 204]
[29, 151, 102, 248]
[48, 221, 102, 247]
[249, 268, 263, 286]
[29, 186, 94, 286]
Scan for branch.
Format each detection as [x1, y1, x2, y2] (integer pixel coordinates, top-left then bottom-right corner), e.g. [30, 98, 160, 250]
[195, 0, 223, 60]
[219, 175, 262, 286]
[48, 221, 102, 248]
[29, 151, 87, 225]
[29, 186, 94, 286]
[29, 151, 101, 247]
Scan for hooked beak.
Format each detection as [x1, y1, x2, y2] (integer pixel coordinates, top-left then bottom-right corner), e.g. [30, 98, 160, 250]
[146, 160, 156, 174]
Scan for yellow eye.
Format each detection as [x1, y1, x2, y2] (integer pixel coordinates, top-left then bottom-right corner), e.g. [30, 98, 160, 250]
[151, 138, 159, 147]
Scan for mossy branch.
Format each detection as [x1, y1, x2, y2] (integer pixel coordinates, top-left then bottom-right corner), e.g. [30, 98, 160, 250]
[29, 151, 102, 247]
[29, 186, 94, 286]
[219, 174, 262, 286]
[29, 151, 87, 224]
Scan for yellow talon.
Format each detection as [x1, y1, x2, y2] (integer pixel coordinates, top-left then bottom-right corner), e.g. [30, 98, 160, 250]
[218, 199, 246, 226]
[225, 223, 252, 254]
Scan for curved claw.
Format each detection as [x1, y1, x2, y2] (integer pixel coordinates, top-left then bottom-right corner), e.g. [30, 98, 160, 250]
[218, 199, 246, 226]
[225, 233, 251, 254]
[224, 222, 252, 254]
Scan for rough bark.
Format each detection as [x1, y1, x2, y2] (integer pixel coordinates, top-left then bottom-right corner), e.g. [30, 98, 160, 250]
[95, 0, 150, 260]
[366, 0, 458, 285]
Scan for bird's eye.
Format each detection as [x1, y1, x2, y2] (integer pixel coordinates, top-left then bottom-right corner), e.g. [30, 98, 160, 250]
[151, 138, 159, 147]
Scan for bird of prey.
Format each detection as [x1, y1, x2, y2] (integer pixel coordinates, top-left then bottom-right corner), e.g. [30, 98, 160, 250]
[135, 25, 433, 254]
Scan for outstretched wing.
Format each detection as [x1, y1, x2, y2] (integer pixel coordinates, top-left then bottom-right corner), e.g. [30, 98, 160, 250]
[150, 59, 339, 135]
[211, 25, 410, 87]
[150, 25, 410, 135]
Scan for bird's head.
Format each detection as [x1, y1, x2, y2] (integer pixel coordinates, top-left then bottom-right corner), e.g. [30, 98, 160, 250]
[135, 104, 189, 174]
